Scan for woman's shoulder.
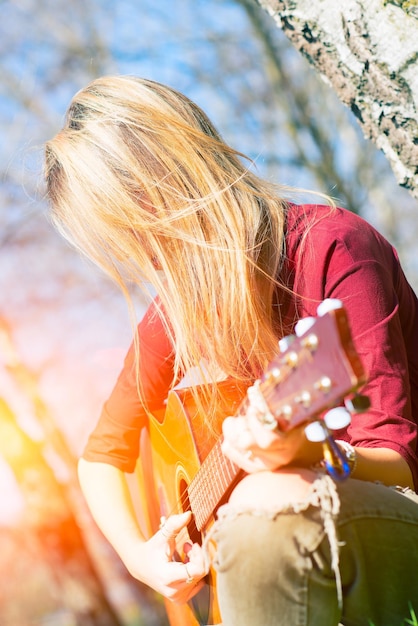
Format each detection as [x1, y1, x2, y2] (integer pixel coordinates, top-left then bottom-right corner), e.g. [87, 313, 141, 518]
[285, 203, 395, 262]
[286, 203, 374, 237]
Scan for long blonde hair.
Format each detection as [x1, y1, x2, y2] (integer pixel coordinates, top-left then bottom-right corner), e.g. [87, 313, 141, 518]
[45, 75, 290, 412]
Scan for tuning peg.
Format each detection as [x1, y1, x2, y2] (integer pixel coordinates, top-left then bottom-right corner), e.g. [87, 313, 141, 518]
[278, 335, 295, 352]
[294, 317, 315, 337]
[324, 407, 351, 430]
[305, 420, 327, 442]
[345, 394, 370, 413]
[317, 299, 343, 316]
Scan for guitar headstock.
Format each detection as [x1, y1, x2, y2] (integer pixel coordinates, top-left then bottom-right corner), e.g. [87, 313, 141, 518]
[259, 302, 367, 433]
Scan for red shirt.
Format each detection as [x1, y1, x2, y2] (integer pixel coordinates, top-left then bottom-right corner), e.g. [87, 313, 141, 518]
[83, 205, 418, 488]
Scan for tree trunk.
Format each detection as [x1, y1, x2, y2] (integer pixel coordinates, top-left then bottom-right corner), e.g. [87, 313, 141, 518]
[255, 0, 418, 199]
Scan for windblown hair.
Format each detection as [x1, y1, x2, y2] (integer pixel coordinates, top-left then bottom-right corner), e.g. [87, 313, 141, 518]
[45, 75, 291, 413]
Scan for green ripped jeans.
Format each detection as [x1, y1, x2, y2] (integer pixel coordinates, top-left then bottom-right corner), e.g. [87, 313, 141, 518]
[211, 475, 418, 626]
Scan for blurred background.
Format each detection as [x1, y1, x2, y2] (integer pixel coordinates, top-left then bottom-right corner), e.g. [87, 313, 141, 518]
[1, 0, 417, 624]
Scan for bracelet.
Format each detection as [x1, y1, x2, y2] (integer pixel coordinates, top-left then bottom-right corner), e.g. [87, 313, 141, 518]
[335, 439, 357, 475]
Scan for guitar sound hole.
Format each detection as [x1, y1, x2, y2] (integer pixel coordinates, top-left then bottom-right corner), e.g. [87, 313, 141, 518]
[179, 478, 202, 545]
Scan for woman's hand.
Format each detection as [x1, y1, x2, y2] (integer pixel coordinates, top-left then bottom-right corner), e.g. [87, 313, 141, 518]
[124, 511, 208, 604]
[221, 383, 318, 473]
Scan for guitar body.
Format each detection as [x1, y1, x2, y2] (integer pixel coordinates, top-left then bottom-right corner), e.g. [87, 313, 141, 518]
[132, 380, 247, 626]
[129, 305, 367, 626]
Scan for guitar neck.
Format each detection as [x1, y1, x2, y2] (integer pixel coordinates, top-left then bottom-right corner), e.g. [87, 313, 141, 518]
[185, 306, 367, 530]
[187, 437, 243, 531]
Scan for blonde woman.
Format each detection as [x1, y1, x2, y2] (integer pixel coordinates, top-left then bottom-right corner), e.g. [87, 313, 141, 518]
[45, 75, 418, 625]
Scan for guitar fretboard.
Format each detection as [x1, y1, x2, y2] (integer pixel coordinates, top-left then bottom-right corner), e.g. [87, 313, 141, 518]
[187, 437, 241, 531]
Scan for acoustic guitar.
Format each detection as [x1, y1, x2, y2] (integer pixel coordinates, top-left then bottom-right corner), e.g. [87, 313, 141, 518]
[131, 302, 367, 625]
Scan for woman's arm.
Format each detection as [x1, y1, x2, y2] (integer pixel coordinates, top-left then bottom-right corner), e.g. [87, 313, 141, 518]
[78, 459, 146, 563]
[353, 447, 414, 489]
[221, 386, 415, 489]
[78, 458, 207, 602]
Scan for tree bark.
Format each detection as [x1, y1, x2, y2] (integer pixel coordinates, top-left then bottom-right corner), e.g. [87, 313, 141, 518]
[255, 0, 418, 199]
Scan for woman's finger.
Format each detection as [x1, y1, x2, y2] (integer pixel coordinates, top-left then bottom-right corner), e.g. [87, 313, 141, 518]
[221, 437, 269, 473]
[222, 415, 255, 450]
[159, 511, 191, 540]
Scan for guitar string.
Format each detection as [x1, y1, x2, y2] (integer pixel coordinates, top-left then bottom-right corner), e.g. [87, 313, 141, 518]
[158, 438, 238, 538]
[159, 344, 317, 539]
[161, 322, 357, 543]
[159, 364, 295, 535]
